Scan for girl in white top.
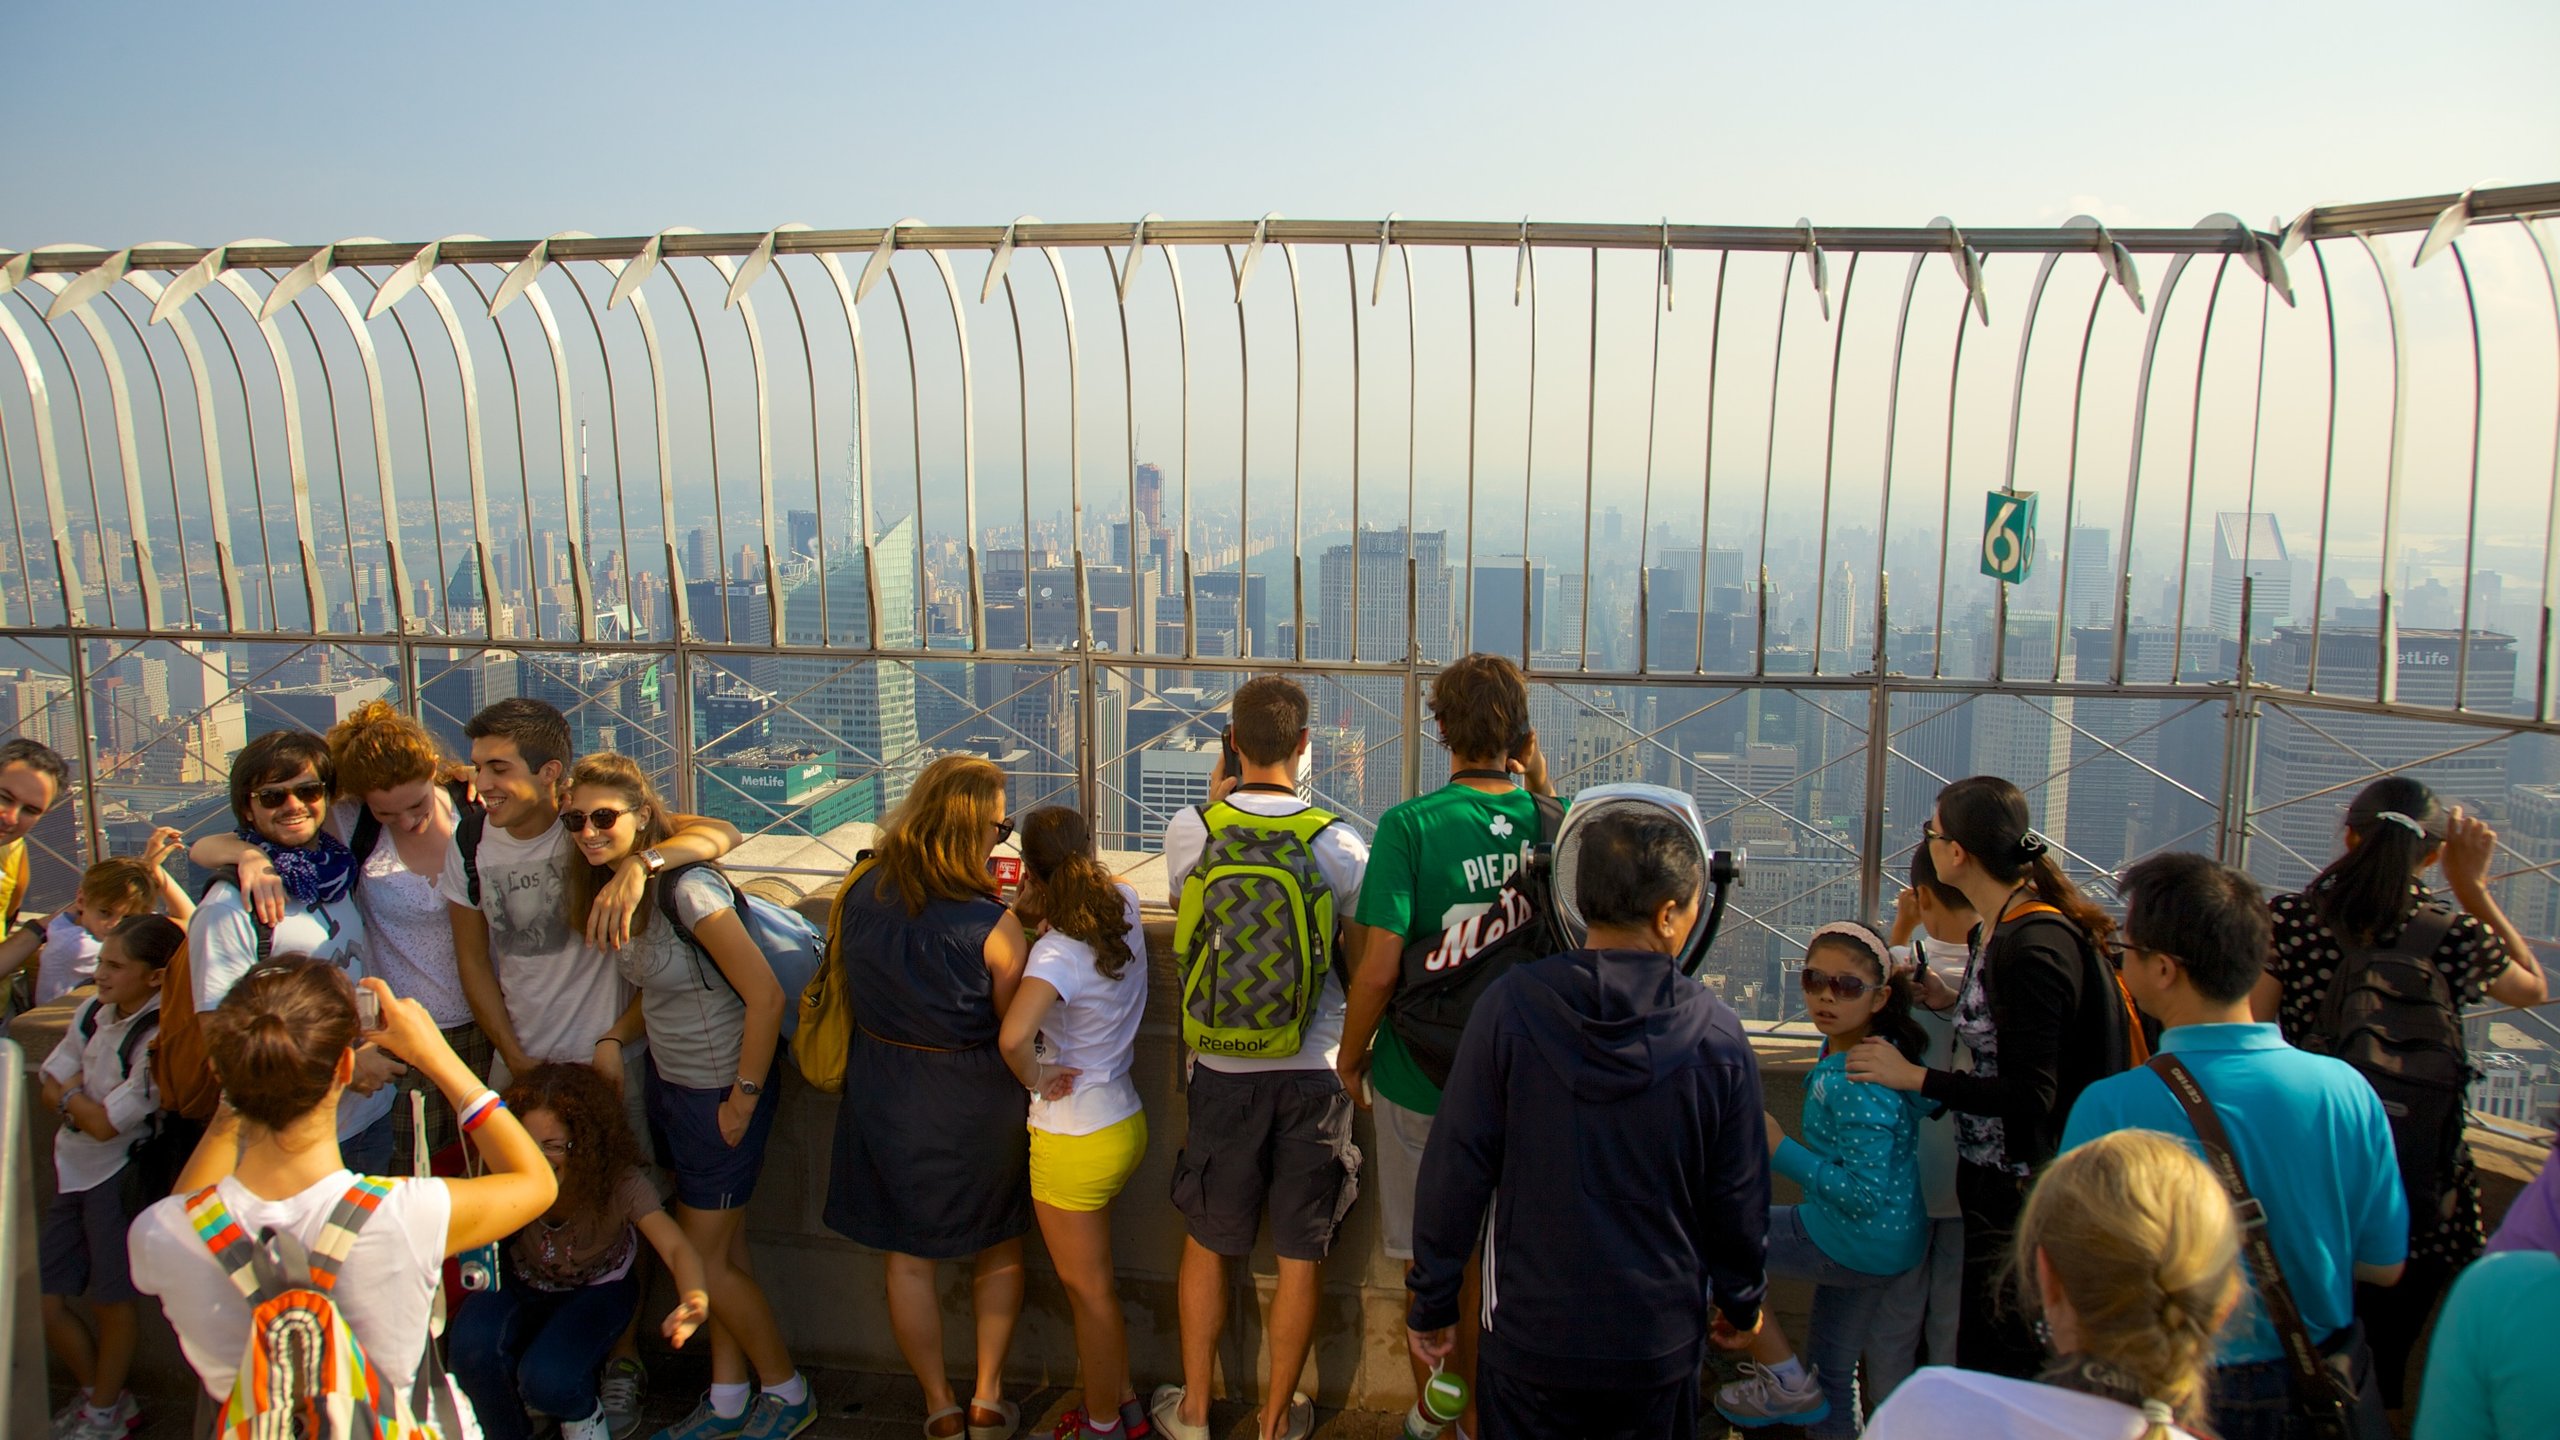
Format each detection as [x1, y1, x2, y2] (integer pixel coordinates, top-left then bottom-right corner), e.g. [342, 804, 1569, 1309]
[1864, 1129, 2243, 1440]
[999, 806, 1150, 1440]
[128, 962, 555, 1414]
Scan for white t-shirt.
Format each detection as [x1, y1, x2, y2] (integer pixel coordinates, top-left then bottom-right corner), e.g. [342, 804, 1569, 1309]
[1864, 1368, 2204, 1440]
[1024, 882, 1148, 1135]
[335, 795, 474, 1028]
[37, 909, 102, 1005]
[1162, 792, 1369, 1074]
[41, 995, 160, 1192]
[189, 882, 394, 1143]
[439, 818, 629, 1067]
[131, 1171, 453, 1403]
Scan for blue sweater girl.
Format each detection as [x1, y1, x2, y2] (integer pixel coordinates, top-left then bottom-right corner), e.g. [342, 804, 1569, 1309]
[1717, 921, 1929, 1439]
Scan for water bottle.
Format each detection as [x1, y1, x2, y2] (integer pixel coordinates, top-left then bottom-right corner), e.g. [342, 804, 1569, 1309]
[1401, 1369, 1467, 1440]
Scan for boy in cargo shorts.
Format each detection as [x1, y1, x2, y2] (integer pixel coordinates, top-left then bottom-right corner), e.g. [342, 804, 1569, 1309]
[1153, 676, 1372, 1440]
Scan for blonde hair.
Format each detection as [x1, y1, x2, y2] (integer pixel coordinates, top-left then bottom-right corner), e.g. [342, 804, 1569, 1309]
[870, 755, 1004, 915]
[78, 856, 161, 914]
[326, 699, 454, 799]
[2013, 1130, 2243, 1438]
[563, 753, 675, 939]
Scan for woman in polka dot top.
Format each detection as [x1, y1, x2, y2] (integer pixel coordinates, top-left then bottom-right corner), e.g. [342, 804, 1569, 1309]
[2252, 774, 2548, 1410]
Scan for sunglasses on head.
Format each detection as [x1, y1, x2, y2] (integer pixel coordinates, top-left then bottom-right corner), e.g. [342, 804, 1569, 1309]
[253, 781, 329, 810]
[1799, 969, 1879, 1001]
[559, 806, 632, 833]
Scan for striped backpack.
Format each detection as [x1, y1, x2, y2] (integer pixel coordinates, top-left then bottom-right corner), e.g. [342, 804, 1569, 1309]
[187, 1177, 462, 1439]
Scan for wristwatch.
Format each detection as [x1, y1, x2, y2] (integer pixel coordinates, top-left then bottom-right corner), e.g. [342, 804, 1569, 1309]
[641, 847, 668, 875]
[735, 1075, 763, 1096]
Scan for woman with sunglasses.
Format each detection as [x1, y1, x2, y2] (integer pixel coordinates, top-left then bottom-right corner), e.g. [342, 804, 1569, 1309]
[567, 754, 813, 1440]
[186, 729, 404, 1171]
[823, 755, 1033, 1440]
[1716, 921, 1933, 1436]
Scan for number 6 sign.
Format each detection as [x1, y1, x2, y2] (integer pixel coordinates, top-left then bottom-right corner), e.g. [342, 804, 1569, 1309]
[1981, 488, 2039, 585]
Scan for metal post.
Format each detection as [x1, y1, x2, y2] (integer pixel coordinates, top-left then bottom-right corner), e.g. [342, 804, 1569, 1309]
[62, 632, 104, 865]
[1859, 676, 1893, 917]
[668, 645, 696, 813]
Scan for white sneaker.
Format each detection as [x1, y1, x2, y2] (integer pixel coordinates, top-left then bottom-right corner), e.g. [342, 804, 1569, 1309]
[62, 1395, 141, 1440]
[562, 1407, 614, 1440]
[1271, 1393, 1314, 1440]
[1714, 1363, 1830, 1430]
[1147, 1387, 1210, 1440]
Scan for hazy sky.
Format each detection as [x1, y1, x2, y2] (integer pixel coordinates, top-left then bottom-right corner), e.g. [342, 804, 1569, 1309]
[6, 1, 2554, 246]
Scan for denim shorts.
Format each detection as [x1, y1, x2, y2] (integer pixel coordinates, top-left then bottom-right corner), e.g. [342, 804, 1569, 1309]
[645, 1060, 782, 1211]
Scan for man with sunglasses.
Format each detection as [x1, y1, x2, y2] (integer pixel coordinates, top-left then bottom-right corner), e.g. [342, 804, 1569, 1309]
[2060, 852, 2404, 1440]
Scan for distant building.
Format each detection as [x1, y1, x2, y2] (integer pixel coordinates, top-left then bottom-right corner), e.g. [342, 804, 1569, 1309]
[697, 747, 868, 837]
[1319, 528, 1451, 664]
[2211, 513, 2291, 645]
[1135, 737, 1219, 852]
[1468, 558, 1544, 660]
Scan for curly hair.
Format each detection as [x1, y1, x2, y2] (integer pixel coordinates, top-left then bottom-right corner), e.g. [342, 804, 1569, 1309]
[327, 699, 452, 800]
[503, 1062, 640, 1223]
[1429, 653, 1533, 764]
[1019, 807, 1136, 982]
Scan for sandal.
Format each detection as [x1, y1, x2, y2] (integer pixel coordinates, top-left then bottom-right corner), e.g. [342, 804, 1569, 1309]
[967, 1399, 1020, 1440]
[925, 1405, 967, 1440]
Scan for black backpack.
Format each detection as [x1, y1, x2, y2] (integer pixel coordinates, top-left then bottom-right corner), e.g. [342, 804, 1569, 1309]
[1385, 793, 1567, 1089]
[348, 779, 485, 900]
[2306, 904, 2469, 1232]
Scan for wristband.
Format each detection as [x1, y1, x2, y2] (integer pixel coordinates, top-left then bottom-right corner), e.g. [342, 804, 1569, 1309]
[458, 1090, 504, 1133]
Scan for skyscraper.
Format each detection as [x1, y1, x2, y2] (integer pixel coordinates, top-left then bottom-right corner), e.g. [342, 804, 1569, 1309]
[2065, 525, 2115, 626]
[786, 510, 820, 564]
[1319, 529, 1451, 664]
[1468, 558, 1544, 659]
[768, 517, 925, 821]
[2211, 513, 2290, 645]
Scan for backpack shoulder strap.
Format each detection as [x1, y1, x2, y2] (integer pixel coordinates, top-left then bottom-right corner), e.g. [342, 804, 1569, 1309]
[183, 1186, 268, 1302]
[348, 808, 384, 869]
[114, 1003, 161, 1075]
[76, 994, 102, 1043]
[2148, 1056, 2350, 1423]
[305, 1176, 399, 1292]
[2389, 905, 2459, 967]
[454, 805, 487, 907]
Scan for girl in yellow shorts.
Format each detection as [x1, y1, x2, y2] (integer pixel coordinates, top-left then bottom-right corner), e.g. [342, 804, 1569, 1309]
[999, 808, 1152, 1440]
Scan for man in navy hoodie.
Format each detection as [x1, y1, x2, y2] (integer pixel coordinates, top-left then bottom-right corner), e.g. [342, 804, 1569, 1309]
[1407, 808, 1770, 1439]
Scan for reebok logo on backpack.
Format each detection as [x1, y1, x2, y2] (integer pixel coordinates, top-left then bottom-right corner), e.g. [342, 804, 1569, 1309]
[1174, 799, 1340, 1059]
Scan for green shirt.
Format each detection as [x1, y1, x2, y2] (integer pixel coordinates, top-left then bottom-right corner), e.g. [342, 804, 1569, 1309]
[2415, 1250, 2560, 1440]
[1355, 782, 1550, 1115]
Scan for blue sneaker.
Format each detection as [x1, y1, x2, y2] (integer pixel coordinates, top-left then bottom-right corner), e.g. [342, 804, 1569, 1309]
[740, 1390, 817, 1440]
[1714, 1363, 1831, 1429]
[651, 1394, 749, 1440]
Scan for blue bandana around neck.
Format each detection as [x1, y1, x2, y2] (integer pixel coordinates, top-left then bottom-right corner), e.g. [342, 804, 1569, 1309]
[236, 827, 357, 909]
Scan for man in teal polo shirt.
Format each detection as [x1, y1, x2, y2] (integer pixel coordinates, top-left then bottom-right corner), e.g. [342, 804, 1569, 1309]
[2061, 852, 2404, 1440]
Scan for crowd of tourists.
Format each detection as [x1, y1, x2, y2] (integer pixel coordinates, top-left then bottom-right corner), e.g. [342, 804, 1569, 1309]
[1, 646, 2553, 1440]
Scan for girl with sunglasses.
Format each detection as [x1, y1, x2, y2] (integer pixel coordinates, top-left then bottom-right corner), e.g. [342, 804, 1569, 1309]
[567, 755, 813, 1440]
[1716, 921, 1931, 1437]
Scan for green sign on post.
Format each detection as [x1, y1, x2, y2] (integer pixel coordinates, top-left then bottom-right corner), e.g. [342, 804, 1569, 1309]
[1981, 488, 2039, 585]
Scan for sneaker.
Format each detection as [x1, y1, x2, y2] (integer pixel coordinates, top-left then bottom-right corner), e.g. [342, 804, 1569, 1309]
[1116, 1397, 1154, 1440]
[741, 1390, 817, 1440]
[63, 1396, 141, 1440]
[563, 1408, 614, 1440]
[599, 1357, 649, 1440]
[50, 1389, 91, 1440]
[1050, 1410, 1123, 1440]
[1271, 1394, 1314, 1440]
[650, 1394, 751, 1440]
[1147, 1387, 1210, 1440]
[1714, 1363, 1830, 1430]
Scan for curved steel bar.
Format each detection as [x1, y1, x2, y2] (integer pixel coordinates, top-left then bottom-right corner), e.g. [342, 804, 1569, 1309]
[2046, 271, 2111, 683]
[2352, 232, 2411, 705]
[703, 253, 785, 647]
[188, 282, 289, 630]
[1001, 268, 1032, 650]
[277, 286, 363, 620]
[809, 249, 882, 648]
[9, 288, 114, 627]
[1344, 245, 1363, 664]
[594, 254, 686, 639]
[1636, 237, 1665, 672]
[2167, 254, 2236, 680]
[1284, 241, 1307, 661]
[2446, 241, 2484, 710]
[1104, 238, 1146, 654]
[450, 267, 545, 642]
[661, 262, 734, 644]
[307, 261, 412, 635]
[0, 358, 34, 614]
[1164, 242, 1194, 662]
[1518, 234, 1536, 669]
[558, 265, 639, 630]
[2522, 218, 2560, 722]
[1989, 246, 2069, 681]
[123, 269, 245, 630]
[768, 258, 827, 639]
[1694, 250, 1729, 674]
[1872, 248, 1932, 670]
[1223, 240, 1252, 659]
[96, 284, 192, 622]
[24, 276, 152, 627]
[2301, 241, 2342, 693]
[1928, 285, 1974, 678]
[413, 274, 501, 642]
[521, 284, 593, 642]
[0, 302, 82, 624]
[2108, 249, 2203, 685]
[1029, 244, 1082, 653]
[1809, 253, 1862, 672]
[881, 268, 927, 644]
[1753, 251, 1800, 676]
[1577, 248, 1598, 670]
[908, 243, 984, 651]
[1398, 237, 1416, 673]
[372, 285, 457, 637]
[1460, 247, 1478, 655]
